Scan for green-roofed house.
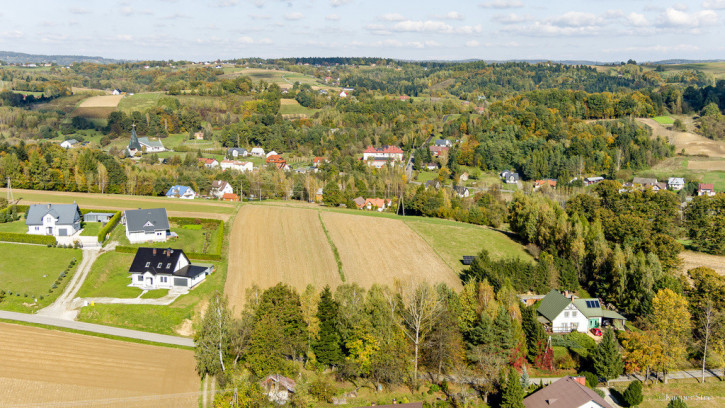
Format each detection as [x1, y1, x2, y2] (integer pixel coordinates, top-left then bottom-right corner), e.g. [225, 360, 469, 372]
[536, 289, 626, 333]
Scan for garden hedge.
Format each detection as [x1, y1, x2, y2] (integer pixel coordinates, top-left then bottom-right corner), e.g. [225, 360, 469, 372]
[0, 232, 56, 245]
[97, 211, 122, 243]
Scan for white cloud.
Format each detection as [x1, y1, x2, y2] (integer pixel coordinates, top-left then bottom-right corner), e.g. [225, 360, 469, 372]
[493, 13, 531, 24]
[702, 0, 725, 9]
[284, 12, 304, 20]
[479, 0, 523, 9]
[466, 40, 480, 47]
[380, 13, 405, 21]
[672, 3, 688, 11]
[549, 12, 602, 27]
[0, 30, 23, 40]
[120, 7, 153, 16]
[326, 14, 340, 21]
[389, 20, 482, 34]
[330, 0, 351, 6]
[443, 11, 465, 20]
[364, 23, 391, 35]
[627, 12, 649, 27]
[237, 36, 274, 45]
[603, 44, 700, 53]
[503, 21, 603, 36]
[659, 8, 717, 27]
[214, 0, 239, 6]
[69, 7, 90, 15]
[249, 13, 271, 20]
[116, 34, 133, 41]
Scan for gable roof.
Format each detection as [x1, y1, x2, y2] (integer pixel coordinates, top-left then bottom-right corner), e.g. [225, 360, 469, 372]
[668, 177, 685, 185]
[260, 374, 296, 392]
[124, 208, 170, 233]
[62, 139, 78, 145]
[211, 180, 230, 190]
[26, 204, 81, 226]
[138, 137, 164, 148]
[699, 183, 715, 190]
[364, 145, 404, 154]
[227, 147, 247, 154]
[632, 177, 658, 186]
[537, 289, 572, 323]
[128, 247, 207, 278]
[166, 185, 194, 197]
[353, 197, 366, 208]
[524, 376, 613, 408]
[453, 185, 469, 194]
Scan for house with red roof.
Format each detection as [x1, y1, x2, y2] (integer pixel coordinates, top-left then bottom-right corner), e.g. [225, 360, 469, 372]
[362, 146, 404, 162]
[534, 179, 557, 190]
[222, 193, 240, 202]
[365, 198, 391, 211]
[698, 183, 716, 196]
[197, 158, 219, 169]
[429, 145, 449, 157]
[400, 95, 410, 101]
[312, 157, 327, 167]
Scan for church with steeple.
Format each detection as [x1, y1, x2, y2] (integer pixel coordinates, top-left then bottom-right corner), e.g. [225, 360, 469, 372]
[126, 124, 166, 156]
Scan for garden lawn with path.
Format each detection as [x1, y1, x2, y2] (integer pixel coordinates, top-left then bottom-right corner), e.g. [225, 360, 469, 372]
[80, 222, 103, 237]
[76, 251, 166, 299]
[0, 243, 81, 313]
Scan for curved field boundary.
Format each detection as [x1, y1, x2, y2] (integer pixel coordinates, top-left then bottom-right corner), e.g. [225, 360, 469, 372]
[638, 118, 725, 158]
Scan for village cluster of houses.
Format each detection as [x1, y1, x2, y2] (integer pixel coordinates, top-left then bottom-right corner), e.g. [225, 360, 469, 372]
[362, 145, 405, 168]
[23, 203, 214, 290]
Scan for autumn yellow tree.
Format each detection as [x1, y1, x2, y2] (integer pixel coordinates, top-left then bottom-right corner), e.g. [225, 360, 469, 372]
[652, 289, 691, 383]
[621, 330, 663, 383]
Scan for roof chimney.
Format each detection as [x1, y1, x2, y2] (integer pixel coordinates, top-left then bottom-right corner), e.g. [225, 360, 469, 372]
[152, 248, 157, 256]
[574, 376, 586, 386]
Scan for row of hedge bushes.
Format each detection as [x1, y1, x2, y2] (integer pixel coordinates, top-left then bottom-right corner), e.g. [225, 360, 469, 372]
[98, 211, 122, 243]
[0, 232, 56, 245]
[114, 245, 222, 261]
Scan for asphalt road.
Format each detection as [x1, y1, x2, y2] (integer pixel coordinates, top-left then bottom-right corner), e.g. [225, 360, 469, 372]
[0, 310, 195, 347]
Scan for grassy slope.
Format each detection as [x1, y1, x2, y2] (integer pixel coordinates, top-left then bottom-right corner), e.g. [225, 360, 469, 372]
[612, 379, 725, 408]
[0, 220, 27, 233]
[0, 244, 82, 312]
[653, 115, 675, 125]
[80, 222, 103, 237]
[634, 156, 725, 191]
[404, 218, 533, 273]
[117, 92, 163, 113]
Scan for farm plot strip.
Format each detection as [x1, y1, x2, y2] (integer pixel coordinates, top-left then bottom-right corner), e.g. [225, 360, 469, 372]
[320, 212, 461, 290]
[0, 310, 194, 347]
[0, 322, 199, 408]
[225, 205, 340, 313]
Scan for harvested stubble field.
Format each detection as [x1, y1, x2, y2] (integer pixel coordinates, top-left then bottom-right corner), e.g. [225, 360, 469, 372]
[680, 250, 725, 275]
[225, 205, 340, 312]
[321, 212, 461, 290]
[225, 204, 461, 311]
[638, 118, 725, 158]
[0, 323, 199, 408]
[72, 95, 124, 119]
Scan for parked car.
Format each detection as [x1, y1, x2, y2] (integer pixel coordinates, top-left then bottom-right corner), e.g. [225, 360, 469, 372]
[591, 328, 602, 336]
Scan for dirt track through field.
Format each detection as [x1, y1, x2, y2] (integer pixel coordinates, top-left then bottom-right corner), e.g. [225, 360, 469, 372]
[0, 323, 199, 408]
[638, 118, 725, 158]
[225, 205, 340, 312]
[321, 212, 461, 290]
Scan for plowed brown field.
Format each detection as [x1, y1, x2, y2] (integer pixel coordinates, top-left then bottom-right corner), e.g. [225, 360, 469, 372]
[680, 250, 725, 275]
[321, 212, 460, 290]
[225, 206, 340, 312]
[0, 323, 200, 408]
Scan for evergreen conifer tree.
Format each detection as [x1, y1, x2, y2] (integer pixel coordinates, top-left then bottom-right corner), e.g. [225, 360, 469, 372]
[623, 380, 643, 407]
[501, 367, 525, 408]
[591, 328, 624, 385]
[667, 397, 688, 408]
[313, 285, 342, 367]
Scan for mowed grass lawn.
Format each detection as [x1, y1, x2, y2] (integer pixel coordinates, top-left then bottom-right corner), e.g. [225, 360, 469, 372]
[653, 115, 675, 125]
[78, 262, 226, 336]
[0, 219, 28, 233]
[80, 222, 103, 237]
[110, 220, 222, 254]
[117, 92, 163, 113]
[404, 218, 533, 273]
[612, 379, 725, 408]
[76, 251, 153, 298]
[0, 243, 81, 312]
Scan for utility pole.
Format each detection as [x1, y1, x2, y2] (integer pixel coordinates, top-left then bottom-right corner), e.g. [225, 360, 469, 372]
[6, 177, 14, 203]
[240, 181, 243, 202]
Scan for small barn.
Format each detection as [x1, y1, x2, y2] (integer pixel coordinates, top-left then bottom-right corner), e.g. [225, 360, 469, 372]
[83, 212, 116, 223]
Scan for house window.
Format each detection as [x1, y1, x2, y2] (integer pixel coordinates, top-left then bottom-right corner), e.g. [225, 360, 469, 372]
[145, 262, 151, 267]
[35, 226, 40, 231]
[137, 275, 143, 281]
[166, 263, 171, 269]
[564, 311, 569, 318]
[160, 276, 167, 283]
[572, 311, 578, 317]
[157, 263, 162, 268]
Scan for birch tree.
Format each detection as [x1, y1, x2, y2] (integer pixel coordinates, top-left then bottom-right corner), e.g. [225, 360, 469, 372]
[195, 292, 232, 379]
[398, 281, 441, 386]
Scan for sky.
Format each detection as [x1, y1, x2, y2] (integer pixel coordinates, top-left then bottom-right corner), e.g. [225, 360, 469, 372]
[1, 0, 723, 62]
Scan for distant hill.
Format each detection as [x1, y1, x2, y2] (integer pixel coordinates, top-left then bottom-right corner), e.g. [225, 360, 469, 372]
[0, 51, 123, 65]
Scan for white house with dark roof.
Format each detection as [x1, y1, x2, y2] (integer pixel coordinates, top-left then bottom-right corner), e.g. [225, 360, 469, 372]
[536, 289, 626, 333]
[138, 137, 166, 152]
[128, 247, 213, 290]
[123, 208, 170, 243]
[210, 181, 234, 199]
[668, 177, 685, 191]
[26, 204, 82, 237]
[60, 139, 78, 149]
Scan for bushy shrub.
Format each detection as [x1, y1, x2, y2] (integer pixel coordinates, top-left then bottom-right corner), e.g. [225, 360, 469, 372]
[580, 371, 599, 388]
[307, 379, 334, 403]
[623, 380, 643, 407]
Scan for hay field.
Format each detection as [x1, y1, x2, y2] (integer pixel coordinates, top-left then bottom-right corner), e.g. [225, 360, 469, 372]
[73, 95, 124, 119]
[680, 250, 725, 275]
[321, 212, 461, 290]
[225, 205, 340, 312]
[0, 323, 199, 408]
[638, 118, 725, 158]
[688, 159, 725, 171]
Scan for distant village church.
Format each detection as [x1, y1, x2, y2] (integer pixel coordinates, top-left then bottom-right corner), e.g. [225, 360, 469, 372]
[126, 124, 166, 156]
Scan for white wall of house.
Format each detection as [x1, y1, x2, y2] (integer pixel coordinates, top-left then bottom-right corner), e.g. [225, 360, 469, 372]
[551, 303, 589, 333]
[126, 230, 168, 244]
[212, 183, 234, 199]
[141, 143, 165, 153]
[27, 214, 79, 237]
[130, 272, 175, 290]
